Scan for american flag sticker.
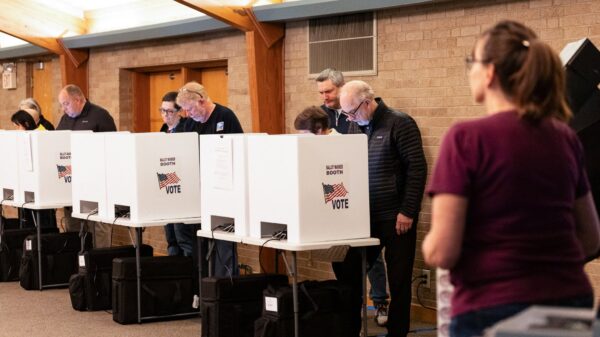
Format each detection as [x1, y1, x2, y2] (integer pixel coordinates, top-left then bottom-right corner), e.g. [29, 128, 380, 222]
[157, 172, 181, 189]
[57, 165, 72, 179]
[322, 183, 348, 204]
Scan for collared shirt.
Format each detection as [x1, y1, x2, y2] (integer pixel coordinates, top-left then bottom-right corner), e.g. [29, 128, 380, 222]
[56, 101, 116, 132]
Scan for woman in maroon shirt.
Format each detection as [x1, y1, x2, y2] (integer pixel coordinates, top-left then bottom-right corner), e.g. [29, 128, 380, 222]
[423, 20, 600, 337]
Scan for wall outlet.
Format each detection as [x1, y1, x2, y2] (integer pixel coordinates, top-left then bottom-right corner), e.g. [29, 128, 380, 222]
[421, 269, 431, 288]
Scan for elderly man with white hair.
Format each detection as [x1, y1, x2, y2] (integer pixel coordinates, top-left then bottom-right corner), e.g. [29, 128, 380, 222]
[336, 80, 427, 337]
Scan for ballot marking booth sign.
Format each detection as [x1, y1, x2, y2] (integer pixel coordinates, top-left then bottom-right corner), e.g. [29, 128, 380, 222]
[199, 134, 265, 237]
[102, 132, 201, 223]
[247, 134, 370, 244]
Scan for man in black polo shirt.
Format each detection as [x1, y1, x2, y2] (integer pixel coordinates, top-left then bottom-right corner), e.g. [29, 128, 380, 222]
[57, 84, 116, 132]
[176, 81, 243, 278]
[57, 84, 117, 248]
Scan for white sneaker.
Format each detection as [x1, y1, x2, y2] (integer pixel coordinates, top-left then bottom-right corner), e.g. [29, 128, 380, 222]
[374, 303, 388, 327]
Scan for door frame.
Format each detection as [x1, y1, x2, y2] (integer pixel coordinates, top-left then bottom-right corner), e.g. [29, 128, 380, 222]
[129, 60, 227, 132]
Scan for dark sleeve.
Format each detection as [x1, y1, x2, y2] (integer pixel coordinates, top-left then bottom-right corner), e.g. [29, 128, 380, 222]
[224, 110, 244, 134]
[97, 110, 117, 132]
[427, 124, 476, 198]
[40, 116, 55, 130]
[56, 115, 69, 130]
[394, 115, 428, 218]
[160, 123, 168, 133]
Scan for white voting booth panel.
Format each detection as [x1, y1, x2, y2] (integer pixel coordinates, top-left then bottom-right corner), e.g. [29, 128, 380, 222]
[71, 132, 127, 219]
[17, 131, 81, 207]
[248, 134, 370, 244]
[105, 132, 201, 222]
[0, 131, 20, 202]
[200, 134, 264, 236]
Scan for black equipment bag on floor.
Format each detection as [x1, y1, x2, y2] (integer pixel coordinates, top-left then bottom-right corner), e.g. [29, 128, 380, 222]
[69, 244, 154, 311]
[112, 255, 198, 324]
[0, 227, 58, 282]
[19, 231, 92, 290]
[0, 216, 20, 231]
[201, 274, 289, 337]
[254, 280, 354, 337]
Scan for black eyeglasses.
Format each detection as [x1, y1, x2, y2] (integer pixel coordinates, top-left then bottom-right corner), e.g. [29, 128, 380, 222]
[341, 100, 366, 117]
[159, 108, 179, 115]
[465, 55, 489, 70]
[179, 87, 204, 98]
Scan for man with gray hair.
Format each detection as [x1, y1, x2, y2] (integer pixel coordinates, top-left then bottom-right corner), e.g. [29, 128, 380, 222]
[176, 81, 243, 278]
[337, 80, 427, 337]
[316, 68, 351, 134]
[57, 84, 116, 248]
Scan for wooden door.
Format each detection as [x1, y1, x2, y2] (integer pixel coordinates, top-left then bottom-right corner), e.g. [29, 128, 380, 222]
[182, 66, 228, 106]
[200, 67, 228, 106]
[149, 71, 183, 132]
[32, 61, 55, 126]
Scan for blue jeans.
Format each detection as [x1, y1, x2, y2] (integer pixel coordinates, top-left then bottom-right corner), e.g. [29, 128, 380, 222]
[368, 253, 389, 305]
[164, 223, 195, 256]
[450, 295, 594, 337]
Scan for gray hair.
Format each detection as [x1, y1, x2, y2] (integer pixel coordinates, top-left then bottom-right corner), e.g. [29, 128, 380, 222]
[341, 80, 375, 102]
[176, 81, 210, 106]
[62, 84, 86, 99]
[315, 68, 345, 87]
[19, 98, 42, 113]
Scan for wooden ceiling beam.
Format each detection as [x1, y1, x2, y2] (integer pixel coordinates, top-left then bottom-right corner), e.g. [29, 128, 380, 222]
[243, 8, 283, 48]
[56, 39, 89, 68]
[174, 0, 255, 31]
[0, 1, 86, 38]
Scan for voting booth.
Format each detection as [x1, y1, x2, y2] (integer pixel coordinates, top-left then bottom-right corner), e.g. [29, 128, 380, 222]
[17, 131, 80, 207]
[0, 131, 20, 203]
[247, 134, 370, 244]
[199, 134, 265, 236]
[104, 132, 201, 223]
[487, 306, 597, 337]
[71, 132, 127, 219]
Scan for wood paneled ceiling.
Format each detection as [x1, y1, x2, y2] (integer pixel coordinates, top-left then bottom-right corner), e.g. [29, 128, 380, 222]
[0, 0, 287, 50]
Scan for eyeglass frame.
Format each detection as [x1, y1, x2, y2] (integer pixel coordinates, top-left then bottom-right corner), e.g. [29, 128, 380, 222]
[464, 55, 490, 70]
[341, 100, 367, 117]
[179, 87, 204, 99]
[158, 108, 180, 115]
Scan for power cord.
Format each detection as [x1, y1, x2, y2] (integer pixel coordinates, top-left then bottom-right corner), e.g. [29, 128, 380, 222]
[258, 232, 287, 273]
[414, 275, 437, 311]
[213, 223, 235, 233]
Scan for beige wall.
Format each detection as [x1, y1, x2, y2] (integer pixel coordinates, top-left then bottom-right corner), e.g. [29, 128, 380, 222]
[1, 0, 600, 311]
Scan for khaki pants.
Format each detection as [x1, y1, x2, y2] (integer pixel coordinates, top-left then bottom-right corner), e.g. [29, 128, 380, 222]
[63, 207, 112, 248]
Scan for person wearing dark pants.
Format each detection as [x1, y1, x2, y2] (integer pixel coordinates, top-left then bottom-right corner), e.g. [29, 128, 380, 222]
[177, 81, 244, 278]
[339, 80, 427, 337]
[158, 91, 195, 258]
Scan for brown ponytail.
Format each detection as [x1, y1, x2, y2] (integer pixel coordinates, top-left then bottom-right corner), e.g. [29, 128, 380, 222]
[481, 20, 572, 122]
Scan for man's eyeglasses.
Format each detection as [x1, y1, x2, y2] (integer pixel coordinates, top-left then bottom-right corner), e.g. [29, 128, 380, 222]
[464, 55, 489, 70]
[159, 108, 179, 115]
[341, 100, 366, 117]
[179, 87, 204, 98]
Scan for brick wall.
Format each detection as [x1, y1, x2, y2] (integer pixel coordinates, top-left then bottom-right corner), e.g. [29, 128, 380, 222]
[284, 0, 600, 308]
[1, 0, 600, 312]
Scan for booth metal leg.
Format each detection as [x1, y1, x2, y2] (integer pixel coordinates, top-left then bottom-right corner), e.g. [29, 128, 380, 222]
[35, 210, 43, 291]
[291, 251, 299, 337]
[197, 236, 204, 307]
[361, 247, 368, 337]
[135, 227, 143, 324]
[79, 220, 86, 252]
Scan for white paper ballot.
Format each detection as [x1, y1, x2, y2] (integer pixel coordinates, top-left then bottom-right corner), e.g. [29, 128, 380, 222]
[212, 137, 234, 190]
